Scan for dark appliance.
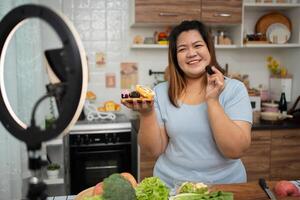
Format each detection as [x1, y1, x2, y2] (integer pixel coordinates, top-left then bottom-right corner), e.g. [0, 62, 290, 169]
[67, 115, 137, 195]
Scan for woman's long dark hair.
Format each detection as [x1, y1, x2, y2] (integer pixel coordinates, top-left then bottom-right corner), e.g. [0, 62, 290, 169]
[167, 20, 224, 107]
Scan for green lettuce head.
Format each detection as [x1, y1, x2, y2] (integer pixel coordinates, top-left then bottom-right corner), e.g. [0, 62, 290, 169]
[135, 176, 169, 200]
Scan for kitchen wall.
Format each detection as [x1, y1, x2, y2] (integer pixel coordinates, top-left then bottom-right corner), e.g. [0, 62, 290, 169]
[283, 48, 300, 105]
[44, 0, 299, 113]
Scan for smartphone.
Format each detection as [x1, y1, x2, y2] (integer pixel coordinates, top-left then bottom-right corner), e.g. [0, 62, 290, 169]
[45, 48, 67, 82]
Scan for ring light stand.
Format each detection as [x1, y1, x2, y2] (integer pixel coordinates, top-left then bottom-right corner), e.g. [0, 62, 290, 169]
[0, 4, 88, 200]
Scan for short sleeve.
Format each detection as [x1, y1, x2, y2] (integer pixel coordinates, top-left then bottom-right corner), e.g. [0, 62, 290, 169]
[222, 80, 253, 124]
[153, 84, 166, 126]
[154, 95, 164, 125]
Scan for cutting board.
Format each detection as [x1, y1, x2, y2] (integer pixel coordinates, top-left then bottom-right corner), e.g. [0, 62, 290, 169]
[255, 12, 292, 35]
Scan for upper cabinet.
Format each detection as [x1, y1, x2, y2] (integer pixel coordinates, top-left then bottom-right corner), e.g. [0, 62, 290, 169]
[201, 0, 242, 25]
[133, 0, 201, 26]
[131, 0, 300, 49]
[132, 0, 242, 26]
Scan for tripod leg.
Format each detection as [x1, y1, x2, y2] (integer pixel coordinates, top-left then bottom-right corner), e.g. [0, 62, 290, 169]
[26, 177, 48, 200]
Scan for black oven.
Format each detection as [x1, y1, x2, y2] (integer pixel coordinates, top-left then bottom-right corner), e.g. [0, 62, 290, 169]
[67, 117, 137, 195]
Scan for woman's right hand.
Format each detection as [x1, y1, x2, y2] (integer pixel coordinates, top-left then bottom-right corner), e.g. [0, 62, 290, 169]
[121, 99, 154, 115]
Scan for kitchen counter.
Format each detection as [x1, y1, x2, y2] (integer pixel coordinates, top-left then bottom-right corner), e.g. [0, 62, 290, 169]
[131, 118, 300, 132]
[252, 118, 300, 130]
[50, 181, 298, 200]
[211, 181, 297, 200]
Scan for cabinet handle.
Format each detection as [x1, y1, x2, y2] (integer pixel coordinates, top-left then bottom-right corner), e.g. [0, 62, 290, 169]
[159, 12, 178, 17]
[214, 13, 231, 17]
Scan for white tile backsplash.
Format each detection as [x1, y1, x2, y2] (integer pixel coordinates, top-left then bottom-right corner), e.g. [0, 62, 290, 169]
[106, 0, 122, 10]
[90, 41, 106, 51]
[91, 19, 105, 30]
[91, 9, 106, 21]
[90, 30, 106, 41]
[74, 20, 90, 31]
[90, 0, 106, 9]
[73, 0, 90, 9]
[73, 9, 91, 20]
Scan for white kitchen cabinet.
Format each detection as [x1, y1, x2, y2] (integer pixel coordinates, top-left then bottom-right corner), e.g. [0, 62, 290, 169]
[130, 1, 300, 49]
[132, 0, 201, 26]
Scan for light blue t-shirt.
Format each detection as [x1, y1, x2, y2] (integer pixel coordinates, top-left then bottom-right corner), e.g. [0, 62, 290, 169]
[152, 78, 253, 188]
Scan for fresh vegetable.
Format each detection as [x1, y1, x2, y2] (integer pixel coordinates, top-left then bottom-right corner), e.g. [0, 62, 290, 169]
[102, 173, 136, 200]
[121, 172, 138, 187]
[177, 182, 208, 194]
[170, 193, 204, 200]
[135, 176, 169, 200]
[274, 180, 300, 197]
[170, 191, 233, 200]
[83, 195, 103, 200]
[172, 182, 233, 200]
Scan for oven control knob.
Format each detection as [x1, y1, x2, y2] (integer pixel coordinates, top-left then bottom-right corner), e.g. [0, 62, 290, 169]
[112, 133, 117, 143]
[105, 134, 109, 144]
[108, 136, 113, 143]
[75, 135, 82, 145]
[84, 135, 89, 145]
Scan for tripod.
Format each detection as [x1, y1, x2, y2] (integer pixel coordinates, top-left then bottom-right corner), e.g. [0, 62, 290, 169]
[26, 131, 49, 200]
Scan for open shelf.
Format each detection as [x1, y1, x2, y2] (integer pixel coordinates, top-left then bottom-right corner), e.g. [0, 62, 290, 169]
[131, 44, 240, 49]
[244, 2, 300, 11]
[131, 43, 300, 49]
[131, 44, 167, 49]
[242, 2, 300, 48]
[243, 43, 300, 48]
[215, 44, 240, 49]
[44, 178, 64, 185]
[45, 138, 63, 146]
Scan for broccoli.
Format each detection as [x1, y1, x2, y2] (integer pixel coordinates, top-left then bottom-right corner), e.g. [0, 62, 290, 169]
[102, 173, 136, 200]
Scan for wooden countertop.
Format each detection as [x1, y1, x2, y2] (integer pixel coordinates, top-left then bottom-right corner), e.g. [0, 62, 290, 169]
[51, 181, 299, 200]
[211, 181, 296, 200]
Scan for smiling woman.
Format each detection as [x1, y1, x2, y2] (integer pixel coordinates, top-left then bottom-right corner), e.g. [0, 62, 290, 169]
[122, 20, 253, 189]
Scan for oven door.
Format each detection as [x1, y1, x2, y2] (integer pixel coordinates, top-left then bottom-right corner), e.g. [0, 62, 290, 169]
[70, 144, 131, 194]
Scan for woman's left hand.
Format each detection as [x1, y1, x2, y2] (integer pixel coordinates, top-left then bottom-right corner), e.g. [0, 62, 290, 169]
[205, 66, 225, 100]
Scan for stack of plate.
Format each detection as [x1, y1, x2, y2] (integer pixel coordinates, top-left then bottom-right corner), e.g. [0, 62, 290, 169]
[266, 23, 290, 44]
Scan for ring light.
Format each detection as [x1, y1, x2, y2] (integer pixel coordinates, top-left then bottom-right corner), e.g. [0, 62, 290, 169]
[0, 4, 88, 148]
